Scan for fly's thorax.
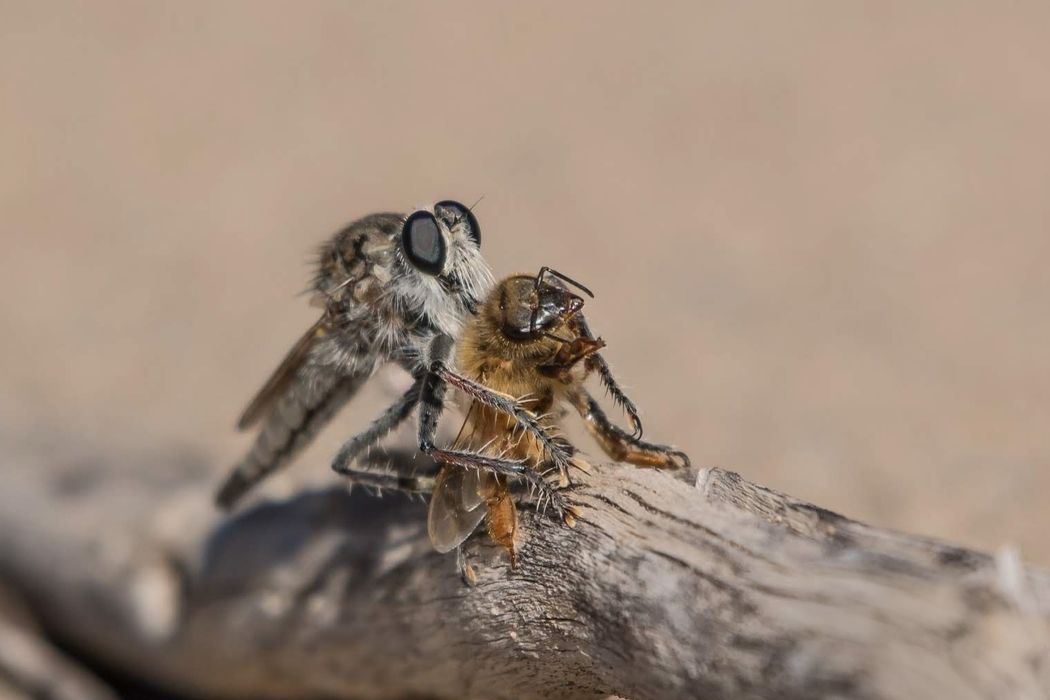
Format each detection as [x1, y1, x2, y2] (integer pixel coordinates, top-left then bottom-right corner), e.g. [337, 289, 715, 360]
[313, 213, 401, 300]
[301, 327, 382, 382]
[390, 252, 494, 337]
[387, 269, 470, 339]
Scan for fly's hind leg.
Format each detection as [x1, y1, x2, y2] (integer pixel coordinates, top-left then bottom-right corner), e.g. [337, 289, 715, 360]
[338, 459, 437, 497]
[418, 334, 574, 522]
[421, 430, 572, 520]
[331, 376, 422, 476]
[569, 388, 690, 469]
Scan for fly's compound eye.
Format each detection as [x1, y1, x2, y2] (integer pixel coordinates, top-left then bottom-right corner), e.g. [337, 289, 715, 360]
[435, 199, 481, 247]
[401, 210, 447, 276]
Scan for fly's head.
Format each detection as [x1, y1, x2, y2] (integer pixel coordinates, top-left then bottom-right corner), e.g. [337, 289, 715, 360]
[395, 200, 495, 335]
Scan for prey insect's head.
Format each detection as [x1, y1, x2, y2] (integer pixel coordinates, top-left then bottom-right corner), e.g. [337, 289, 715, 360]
[527, 266, 594, 338]
[398, 200, 493, 317]
[495, 269, 590, 342]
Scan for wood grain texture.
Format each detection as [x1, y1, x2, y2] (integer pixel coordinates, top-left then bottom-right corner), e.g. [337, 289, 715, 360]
[0, 434, 1047, 700]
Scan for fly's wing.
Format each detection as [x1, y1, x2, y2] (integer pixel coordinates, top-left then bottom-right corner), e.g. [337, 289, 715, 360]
[237, 316, 328, 430]
[217, 370, 367, 509]
[427, 466, 488, 553]
[216, 318, 371, 509]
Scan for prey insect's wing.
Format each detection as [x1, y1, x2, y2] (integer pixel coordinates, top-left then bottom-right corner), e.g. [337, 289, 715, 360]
[427, 465, 489, 553]
[449, 401, 487, 513]
[237, 316, 329, 430]
[427, 401, 495, 552]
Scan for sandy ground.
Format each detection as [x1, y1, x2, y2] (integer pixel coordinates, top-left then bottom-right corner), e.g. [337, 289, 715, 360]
[2, 2, 1049, 563]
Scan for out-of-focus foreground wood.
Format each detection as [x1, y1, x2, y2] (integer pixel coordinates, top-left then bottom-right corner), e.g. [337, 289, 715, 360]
[0, 431, 1047, 700]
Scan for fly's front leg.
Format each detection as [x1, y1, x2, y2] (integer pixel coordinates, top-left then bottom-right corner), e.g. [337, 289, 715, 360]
[434, 366, 585, 487]
[331, 376, 422, 476]
[419, 334, 573, 520]
[573, 313, 644, 439]
[569, 388, 690, 469]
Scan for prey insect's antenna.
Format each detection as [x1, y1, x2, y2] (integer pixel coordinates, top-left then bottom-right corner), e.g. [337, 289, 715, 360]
[535, 266, 594, 299]
[468, 194, 485, 212]
[528, 266, 594, 335]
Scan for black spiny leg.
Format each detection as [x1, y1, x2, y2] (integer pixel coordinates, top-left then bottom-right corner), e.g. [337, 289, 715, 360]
[432, 363, 582, 485]
[573, 313, 644, 438]
[419, 334, 571, 518]
[340, 464, 437, 497]
[569, 388, 689, 469]
[332, 376, 422, 476]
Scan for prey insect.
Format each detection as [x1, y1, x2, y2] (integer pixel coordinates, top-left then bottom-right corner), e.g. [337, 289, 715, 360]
[342, 268, 689, 565]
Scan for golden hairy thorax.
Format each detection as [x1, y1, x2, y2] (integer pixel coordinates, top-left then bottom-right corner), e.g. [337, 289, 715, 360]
[452, 275, 595, 465]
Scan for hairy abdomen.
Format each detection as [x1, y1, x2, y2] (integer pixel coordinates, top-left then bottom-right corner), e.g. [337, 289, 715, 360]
[216, 369, 367, 508]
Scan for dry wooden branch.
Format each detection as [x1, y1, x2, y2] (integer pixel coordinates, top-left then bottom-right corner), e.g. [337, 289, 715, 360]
[0, 432, 1048, 700]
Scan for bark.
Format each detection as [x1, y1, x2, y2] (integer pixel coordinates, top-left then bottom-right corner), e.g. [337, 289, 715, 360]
[0, 431, 1048, 700]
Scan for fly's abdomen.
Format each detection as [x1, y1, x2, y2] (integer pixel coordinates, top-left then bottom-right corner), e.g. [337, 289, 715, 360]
[216, 371, 367, 509]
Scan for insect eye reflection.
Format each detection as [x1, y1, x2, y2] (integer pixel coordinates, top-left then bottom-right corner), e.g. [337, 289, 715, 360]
[401, 210, 447, 276]
[435, 199, 481, 247]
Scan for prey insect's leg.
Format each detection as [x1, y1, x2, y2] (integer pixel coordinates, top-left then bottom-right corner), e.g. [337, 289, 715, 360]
[457, 548, 479, 587]
[574, 313, 644, 439]
[569, 388, 690, 469]
[331, 376, 423, 476]
[418, 334, 571, 518]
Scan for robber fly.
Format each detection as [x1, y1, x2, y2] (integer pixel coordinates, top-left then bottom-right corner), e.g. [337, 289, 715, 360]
[217, 203, 577, 510]
[343, 268, 689, 565]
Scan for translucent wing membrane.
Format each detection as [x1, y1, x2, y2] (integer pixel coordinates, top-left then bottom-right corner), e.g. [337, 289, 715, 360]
[236, 316, 327, 430]
[427, 466, 489, 553]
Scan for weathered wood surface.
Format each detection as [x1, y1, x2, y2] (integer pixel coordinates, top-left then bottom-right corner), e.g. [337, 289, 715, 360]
[0, 431, 1048, 700]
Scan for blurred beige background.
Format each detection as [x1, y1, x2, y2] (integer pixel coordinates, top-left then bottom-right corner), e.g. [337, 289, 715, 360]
[2, 3, 1048, 562]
